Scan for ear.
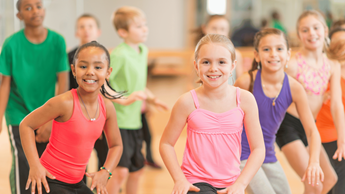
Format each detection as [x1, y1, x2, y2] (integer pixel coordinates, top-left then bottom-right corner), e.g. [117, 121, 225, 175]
[231, 60, 237, 72]
[201, 24, 207, 34]
[254, 50, 260, 63]
[97, 29, 102, 38]
[117, 28, 128, 39]
[71, 64, 76, 77]
[194, 60, 199, 74]
[16, 12, 23, 21]
[325, 26, 329, 38]
[106, 67, 113, 79]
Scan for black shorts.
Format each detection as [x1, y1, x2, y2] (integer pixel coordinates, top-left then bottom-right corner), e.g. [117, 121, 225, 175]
[34, 178, 93, 194]
[187, 182, 225, 194]
[276, 113, 308, 149]
[117, 129, 145, 172]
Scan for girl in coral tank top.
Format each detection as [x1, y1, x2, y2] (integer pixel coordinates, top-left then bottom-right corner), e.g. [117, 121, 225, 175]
[19, 41, 123, 194]
[160, 34, 265, 194]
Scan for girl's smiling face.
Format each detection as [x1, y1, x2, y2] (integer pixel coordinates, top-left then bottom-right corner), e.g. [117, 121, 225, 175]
[255, 34, 291, 72]
[195, 43, 235, 87]
[298, 15, 327, 51]
[72, 47, 112, 92]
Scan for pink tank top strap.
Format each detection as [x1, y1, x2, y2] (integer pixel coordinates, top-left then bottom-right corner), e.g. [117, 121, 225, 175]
[236, 87, 241, 107]
[190, 90, 200, 109]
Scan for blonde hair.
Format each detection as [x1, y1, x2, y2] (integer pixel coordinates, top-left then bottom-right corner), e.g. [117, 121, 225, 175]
[112, 6, 145, 31]
[296, 10, 329, 51]
[194, 34, 236, 83]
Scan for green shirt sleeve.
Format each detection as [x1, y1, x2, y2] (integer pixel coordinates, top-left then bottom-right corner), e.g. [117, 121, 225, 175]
[56, 36, 69, 73]
[0, 39, 12, 76]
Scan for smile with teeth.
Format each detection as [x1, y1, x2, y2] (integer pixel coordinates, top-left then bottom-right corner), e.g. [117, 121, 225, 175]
[84, 79, 97, 84]
[207, 75, 221, 79]
[268, 60, 280, 63]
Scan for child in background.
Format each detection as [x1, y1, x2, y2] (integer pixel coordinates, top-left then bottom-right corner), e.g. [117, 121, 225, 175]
[160, 34, 265, 194]
[235, 28, 323, 194]
[316, 27, 345, 193]
[194, 15, 244, 83]
[67, 14, 109, 182]
[107, 6, 167, 194]
[0, 0, 69, 193]
[68, 14, 101, 89]
[276, 10, 344, 193]
[20, 41, 123, 194]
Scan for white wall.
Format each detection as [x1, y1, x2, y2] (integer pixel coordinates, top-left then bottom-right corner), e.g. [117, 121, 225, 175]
[43, 0, 187, 50]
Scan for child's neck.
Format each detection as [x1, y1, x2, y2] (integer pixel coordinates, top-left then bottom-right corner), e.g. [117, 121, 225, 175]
[260, 68, 285, 85]
[124, 39, 141, 54]
[24, 25, 47, 44]
[201, 82, 229, 100]
[77, 88, 99, 105]
[341, 64, 345, 79]
[300, 46, 324, 64]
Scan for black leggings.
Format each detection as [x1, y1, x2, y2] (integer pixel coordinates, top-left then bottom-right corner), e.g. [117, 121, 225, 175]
[323, 141, 345, 194]
[36, 178, 93, 194]
[187, 182, 225, 194]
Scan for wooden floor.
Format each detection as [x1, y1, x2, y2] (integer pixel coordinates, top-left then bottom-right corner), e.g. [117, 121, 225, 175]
[0, 76, 303, 194]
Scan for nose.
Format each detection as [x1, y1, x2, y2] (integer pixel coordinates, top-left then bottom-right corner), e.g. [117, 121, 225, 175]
[270, 49, 278, 57]
[209, 63, 218, 72]
[86, 67, 95, 76]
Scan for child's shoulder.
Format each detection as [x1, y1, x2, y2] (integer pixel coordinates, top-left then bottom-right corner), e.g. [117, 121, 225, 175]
[46, 28, 66, 44]
[46, 90, 74, 110]
[235, 87, 257, 110]
[2, 30, 25, 47]
[173, 90, 196, 113]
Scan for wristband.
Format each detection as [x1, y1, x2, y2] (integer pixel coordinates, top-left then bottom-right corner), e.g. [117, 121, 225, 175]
[100, 166, 112, 179]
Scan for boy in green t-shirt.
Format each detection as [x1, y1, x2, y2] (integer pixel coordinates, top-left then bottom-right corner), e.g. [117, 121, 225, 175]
[0, 0, 69, 193]
[107, 6, 167, 194]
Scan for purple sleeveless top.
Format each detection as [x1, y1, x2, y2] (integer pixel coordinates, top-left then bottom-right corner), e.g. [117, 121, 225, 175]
[241, 69, 292, 163]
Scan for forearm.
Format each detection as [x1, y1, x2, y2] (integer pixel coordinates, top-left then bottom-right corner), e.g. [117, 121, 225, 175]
[0, 76, 10, 119]
[111, 98, 134, 106]
[19, 124, 41, 167]
[330, 102, 345, 143]
[57, 72, 69, 95]
[306, 129, 321, 164]
[160, 143, 187, 182]
[235, 147, 265, 187]
[102, 145, 123, 172]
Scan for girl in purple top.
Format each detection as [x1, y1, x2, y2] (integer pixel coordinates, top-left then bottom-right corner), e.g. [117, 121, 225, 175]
[235, 28, 323, 194]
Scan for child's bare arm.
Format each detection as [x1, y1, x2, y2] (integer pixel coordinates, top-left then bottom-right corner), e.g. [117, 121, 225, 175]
[56, 72, 69, 95]
[19, 95, 68, 194]
[87, 98, 123, 193]
[0, 76, 10, 133]
[291, 76, 323, 186]
[159, 93, 199, 194]
[329, 60, 345, 161]
[230, 90, 265, 191]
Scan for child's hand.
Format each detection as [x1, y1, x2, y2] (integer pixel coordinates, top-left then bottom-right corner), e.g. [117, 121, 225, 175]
[333, 141, 345, 161]
[172, 180, 200, 194]
[217, 183, 245, 194]
[302, 162, 324, 187]
[26, 164, 55, 194]
[86, 171, 109, 194]
[129, 91, 147, 102]
[151, 98, 169, 111]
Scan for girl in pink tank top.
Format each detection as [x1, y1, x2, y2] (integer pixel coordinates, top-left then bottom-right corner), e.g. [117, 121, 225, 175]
[160, 34, 265, 194]
[19, 41, 123, 194]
